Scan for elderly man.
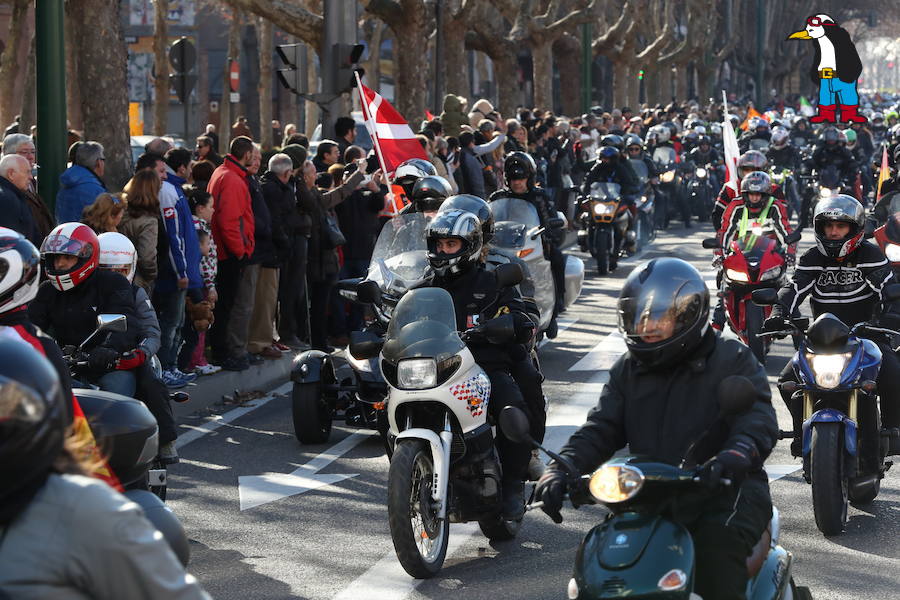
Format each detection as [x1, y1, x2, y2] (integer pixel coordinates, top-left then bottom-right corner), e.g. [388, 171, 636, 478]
[0, 154, 39, 244]
[56, 141, 107, 223]
[2, 133, 54, 240]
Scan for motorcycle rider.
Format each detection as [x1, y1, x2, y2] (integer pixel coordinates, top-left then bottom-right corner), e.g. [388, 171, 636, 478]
[688, 135, 721, 170]
[812, 127, 858, 189]
[535, 257, 778, 600]
[711, 172, 796, 330]
[624, 133, 659, 180]
[738, 116, 772, 153]
[425, 208, 539, 519]
[97, 232, 179, 464]
[764, 196, 900, 456]
[768, 127, 803, 218]
[789, 116, 816, 147]
[712, 150, 786, 230]
[30, 223, 141, 397]
[383, 157, 436, 218]
[0, 339, 212, 599]
[398, 174, 453, 220]
[491, 152, 567, 331]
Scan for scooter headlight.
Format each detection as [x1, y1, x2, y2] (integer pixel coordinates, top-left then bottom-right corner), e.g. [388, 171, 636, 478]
[660, 170, 675, 183]
[819, 187, 834, 198]
[885, 243, 900, 262]
[588, 464, 644, 503]
[725, 268, 750, 282]
[397, 358, 437, 389]
[805, 352, 851, 389]
[760, 265, 784, 281]
[695, 167, 707, 178]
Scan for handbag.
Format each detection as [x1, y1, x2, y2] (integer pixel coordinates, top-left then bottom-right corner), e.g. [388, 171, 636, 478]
[320, 212, 346, 249]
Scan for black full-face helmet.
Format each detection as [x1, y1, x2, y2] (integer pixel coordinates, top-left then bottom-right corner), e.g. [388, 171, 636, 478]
[410, 175, 453, 213]
[617, 258, 710, 369]
[426, 209, 483, 278]
[504, 152, 537, 186]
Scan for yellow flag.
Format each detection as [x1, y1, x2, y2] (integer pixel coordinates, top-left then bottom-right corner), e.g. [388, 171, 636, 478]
[877, 146, 890, 201]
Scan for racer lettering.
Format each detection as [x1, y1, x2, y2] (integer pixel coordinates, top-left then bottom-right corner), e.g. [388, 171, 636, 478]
[816, 270, 864, 287]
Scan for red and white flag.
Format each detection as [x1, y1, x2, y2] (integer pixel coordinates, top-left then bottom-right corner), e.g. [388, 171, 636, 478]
[722, 91, 741, 193]
[357, 80, 429, 177]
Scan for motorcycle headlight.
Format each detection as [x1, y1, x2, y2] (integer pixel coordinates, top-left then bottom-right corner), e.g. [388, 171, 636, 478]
[806, 352, 851, 389]
[819, 187, 833, 198]
[696, 167, 707, 178]
[593, 202, 615, 216]
[760, 265, 784, 281]
[661, 170, 675, 183]
[885, 243, 900, 262]
[725, 268, 750, 282]
[397, 358, 437, 389]
[589, 464, 644, 503]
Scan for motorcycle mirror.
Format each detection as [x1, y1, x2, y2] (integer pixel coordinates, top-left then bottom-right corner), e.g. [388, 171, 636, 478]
[701, 238, 721, 249]
[356, 279, 383, 306]
[717, 375, 758, 416]
[751, 288, 778, 306]
[482, 313, 517, 344]
[883, 283, 900, 302]
[349, 330, 384, 360]
[97, 314, 127, 333]
[548, 217, 565, 229]
[494, 262, 524, 288]
[784, 230, 802, 244]
[499, 406, 535, 446]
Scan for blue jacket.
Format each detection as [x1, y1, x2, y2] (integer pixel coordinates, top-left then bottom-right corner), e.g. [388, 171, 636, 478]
[56, 165, 106, 223]
[155, 171, 202, 293]
[0, 175, 39, 246]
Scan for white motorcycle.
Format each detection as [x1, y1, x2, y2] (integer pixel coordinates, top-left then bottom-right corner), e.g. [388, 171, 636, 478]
[351, 265, 526, 578]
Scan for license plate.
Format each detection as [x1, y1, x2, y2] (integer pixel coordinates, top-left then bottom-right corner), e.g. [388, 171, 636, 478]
[148, 469, 167, 486]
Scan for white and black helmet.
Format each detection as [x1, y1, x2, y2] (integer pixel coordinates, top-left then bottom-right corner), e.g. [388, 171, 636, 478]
[426, 209, 483, 277]
[813, 195, 866, 259]
[98, 232, 137, 283]
[0, 227, 40, 315]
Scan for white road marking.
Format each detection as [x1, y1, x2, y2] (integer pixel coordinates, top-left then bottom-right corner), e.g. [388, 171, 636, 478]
[329, 371, 606, 600]
[766, 464, 801, 482]
[238, 431, 366, 511]
[568, 331, 627, 371]
[175, 382, 293, 450]
[538, 317, 579, 348]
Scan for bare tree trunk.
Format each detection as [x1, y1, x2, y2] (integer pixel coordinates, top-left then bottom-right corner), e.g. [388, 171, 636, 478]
[555, 34, 581, 118]
[363, 19, 385, 93]
[197, 47, 209, 135]
[392, 25, 427, 120]
[20, 33, 36, 134]
[219, 11, 241, 154]
[257, 17, 273, 150]
[443, 17, 467, 98]
[531, 37, 554, 112]
[0, 0, 30, 131]
[153, 0, 169, 136]
[304, 48, 317, 137]
[660, 65, 673, 103]
[625, 64, 638, 109]
[674, 60, 689, 102]
[69, 0, 133, 189]
[612, 61, 629, 109]
[64, 1, 83, 131]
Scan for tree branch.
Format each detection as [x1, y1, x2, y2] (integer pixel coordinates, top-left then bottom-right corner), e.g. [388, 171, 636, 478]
[220, 0, 323, 50]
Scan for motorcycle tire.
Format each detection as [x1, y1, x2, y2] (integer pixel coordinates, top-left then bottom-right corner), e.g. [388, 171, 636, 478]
[744, 302, 767, 365]
[632, 217, 643, 253]
[789, 578, 814, 600]
[595, 229, 610, 275]
[810, 422, 849, 536]
[478, 513, 522, 542]
[388, 440, 449, 578]
[291, 381, 333, 444]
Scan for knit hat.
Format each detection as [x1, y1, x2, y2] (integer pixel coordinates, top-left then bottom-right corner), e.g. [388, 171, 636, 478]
[281, 144, 308, 169]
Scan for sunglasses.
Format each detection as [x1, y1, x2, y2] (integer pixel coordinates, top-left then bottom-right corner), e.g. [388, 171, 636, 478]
[806, 16, 835, 27]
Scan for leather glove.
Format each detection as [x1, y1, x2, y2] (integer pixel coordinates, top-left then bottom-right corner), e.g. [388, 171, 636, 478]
[115, 348, 147, 370]
[698, 440, 756, 488]
[88, 346, 120, 371]
[535, 467, 567, 524]
[763, 315, 788, 333]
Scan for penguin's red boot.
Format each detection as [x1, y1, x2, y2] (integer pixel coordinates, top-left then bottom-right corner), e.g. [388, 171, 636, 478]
[840, 105, 868, 123]
[810, 104, 837, 123]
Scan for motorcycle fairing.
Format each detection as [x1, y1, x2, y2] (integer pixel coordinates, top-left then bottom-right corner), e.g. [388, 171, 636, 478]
[793, 336, 881, 391]
[801, 408, 858, 456]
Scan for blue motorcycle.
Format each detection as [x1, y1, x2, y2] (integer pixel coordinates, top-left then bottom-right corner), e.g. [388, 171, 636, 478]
[755, 292, 898, 535]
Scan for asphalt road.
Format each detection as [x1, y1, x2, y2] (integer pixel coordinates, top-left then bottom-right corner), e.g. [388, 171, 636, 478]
[168, 221, 900, 600]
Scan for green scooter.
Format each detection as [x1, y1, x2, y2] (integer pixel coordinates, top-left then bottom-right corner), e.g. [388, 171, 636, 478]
[499, 376, 814, 600]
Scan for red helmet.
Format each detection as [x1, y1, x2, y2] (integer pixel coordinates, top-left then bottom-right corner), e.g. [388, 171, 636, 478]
[40, 223, 100, 291]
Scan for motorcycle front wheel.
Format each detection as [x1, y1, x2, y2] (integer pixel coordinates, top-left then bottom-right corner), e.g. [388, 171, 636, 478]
[594, 228, 610, 275]
[388, 440, 449, 578]
[744, 302, 767, 365]
[810, 422, 848, 536]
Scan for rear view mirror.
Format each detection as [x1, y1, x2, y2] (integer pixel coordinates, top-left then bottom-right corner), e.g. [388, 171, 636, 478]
[701, 238, 720, 249]
[751, 288, 778, 306]
[499, 406, 534, 446]
[548, 217, 565, 230]
[356, 280, 382, 306]
[494, 262, 524, 288]
[883, 283, 900, 302]
[336, 278, 363, 302]
[717, 375, 757, 416]
[97, 314, 127, 333]
[349, 331, 384, 360]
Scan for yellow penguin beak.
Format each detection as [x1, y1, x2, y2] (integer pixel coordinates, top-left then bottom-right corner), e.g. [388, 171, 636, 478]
[788, 30, 812, 40]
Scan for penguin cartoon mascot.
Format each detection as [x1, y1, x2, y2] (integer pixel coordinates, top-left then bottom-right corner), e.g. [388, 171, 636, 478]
[787, 14, 865, 124]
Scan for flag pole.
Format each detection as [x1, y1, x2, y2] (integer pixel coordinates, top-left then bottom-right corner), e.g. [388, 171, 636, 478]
[356, 71, 392, 184]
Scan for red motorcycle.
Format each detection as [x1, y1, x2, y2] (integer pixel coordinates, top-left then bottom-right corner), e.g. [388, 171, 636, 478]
[703, 229, 800, 363]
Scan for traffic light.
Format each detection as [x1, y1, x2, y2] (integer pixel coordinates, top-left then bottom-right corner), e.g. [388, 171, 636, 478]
[637, 69, 645, 80]
[168, 37, 197, 104]
[276, 43, 307, 94]
[331, 43, 365, 94]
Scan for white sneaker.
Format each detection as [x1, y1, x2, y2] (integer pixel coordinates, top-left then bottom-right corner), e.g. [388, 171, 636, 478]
[194, 364, 221, 376]
[173, 368, 198, 383]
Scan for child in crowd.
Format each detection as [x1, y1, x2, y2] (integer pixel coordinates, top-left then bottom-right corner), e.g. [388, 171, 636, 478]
[182, 188, 220, 375]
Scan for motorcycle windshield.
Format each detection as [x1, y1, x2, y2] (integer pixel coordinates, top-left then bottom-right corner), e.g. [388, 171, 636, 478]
[493, 221, 527, 249]
[367, 213, 429, 291]
[589, 182, 622, 200]
[749, 139, 769, 152]
[732, 232, 777, 258]
[490, 196, 542, 229]
[652, 146, 676, 165]
[382, 287, 465, 363]
[629, 158, 649, 184]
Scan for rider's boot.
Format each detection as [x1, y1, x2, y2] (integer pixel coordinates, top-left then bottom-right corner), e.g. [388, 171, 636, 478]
[501, 479, 526, 520]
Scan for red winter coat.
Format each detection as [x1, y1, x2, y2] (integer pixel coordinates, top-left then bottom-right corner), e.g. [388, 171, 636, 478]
[208, 155, 255, 260]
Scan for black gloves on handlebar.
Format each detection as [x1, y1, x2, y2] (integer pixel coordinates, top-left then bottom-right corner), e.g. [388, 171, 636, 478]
[762, 315, 789, 333]
[697, 440, 757, 488]
[88, 346, 120, 371]
[535, 467, 567, 523]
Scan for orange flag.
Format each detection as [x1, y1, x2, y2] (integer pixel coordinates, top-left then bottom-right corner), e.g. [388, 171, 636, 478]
[740, 106, 767, 131]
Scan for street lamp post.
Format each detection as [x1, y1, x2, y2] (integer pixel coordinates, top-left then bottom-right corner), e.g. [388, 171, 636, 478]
[36, 0, 67, 214]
